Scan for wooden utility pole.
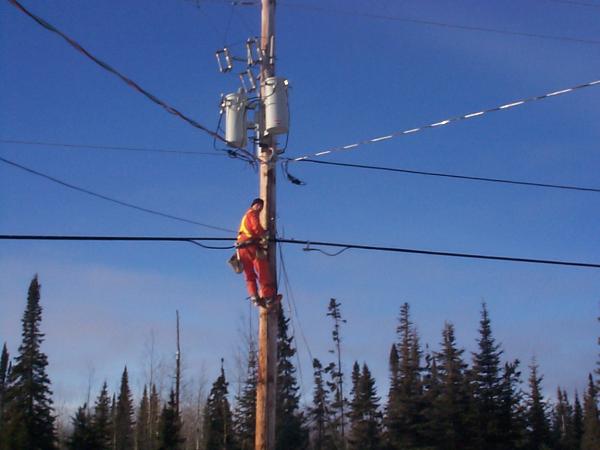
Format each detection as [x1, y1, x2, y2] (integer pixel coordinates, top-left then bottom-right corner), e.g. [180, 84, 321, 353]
[256, 1, 278, 449]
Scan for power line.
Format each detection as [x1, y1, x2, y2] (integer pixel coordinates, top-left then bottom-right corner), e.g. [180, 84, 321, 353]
[1, 235, 599, 269]
[0, 139, 227, 156]
[7, 0, 226, 143]
[545, 0, 600, 8]
[290, 158, 600, 194]
[0, 156, 235, 233]
[289, 79, 600, 162]
[279, 1, 600, 45]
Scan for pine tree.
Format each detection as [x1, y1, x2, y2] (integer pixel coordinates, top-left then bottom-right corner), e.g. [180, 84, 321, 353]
[203, 360, 236, 450]
[469, 302, 503, 449]
[3, 275, 56, 449]
[114, 366, 135, 450]
[137, 385, 151, 450]
[68, 403, 96, 450]
[432, 322, 469, 450]
[581, 373, 600, 450]
[347, 362, 381, 450]
[233, 340, 257, 450]
[525, 360, 550, 449]
[275, 307, 308, 450]
[383, 303, 423, 449]
[92, 381, 112, 450]
[308, 358, 334, 450]
[158, 389, 184, 450]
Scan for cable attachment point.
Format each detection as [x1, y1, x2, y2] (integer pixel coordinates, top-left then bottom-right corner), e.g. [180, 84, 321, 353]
[282, 160, 306, 186]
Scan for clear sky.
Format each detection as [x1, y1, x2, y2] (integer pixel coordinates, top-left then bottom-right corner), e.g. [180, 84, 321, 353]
[1, 0, 599, 415]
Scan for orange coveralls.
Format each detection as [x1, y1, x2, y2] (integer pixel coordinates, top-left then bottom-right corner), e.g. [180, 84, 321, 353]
[237, 208, 275, 299]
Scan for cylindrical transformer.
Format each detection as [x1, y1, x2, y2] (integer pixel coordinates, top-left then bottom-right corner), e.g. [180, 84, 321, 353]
[264, 77, 289, 135]
[224, 92, 247, 148]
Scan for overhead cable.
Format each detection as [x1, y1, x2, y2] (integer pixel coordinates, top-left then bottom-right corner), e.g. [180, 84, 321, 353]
[279, 2, 600, 45]
[0, 156, 235, 233]
[289, 79, 600, 162]
[7, 0, 226, 143]
[0, 139, 228, 156]
[2, 235, 600, 269]
[293, 158, 600, 193]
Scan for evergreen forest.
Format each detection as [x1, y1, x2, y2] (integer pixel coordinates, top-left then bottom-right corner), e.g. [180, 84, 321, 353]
[1, 276, 599, 450]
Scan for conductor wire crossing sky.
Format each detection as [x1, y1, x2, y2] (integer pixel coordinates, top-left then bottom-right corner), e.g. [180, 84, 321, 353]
[6, 0, 226, 144]
[289, 79, 600, 162]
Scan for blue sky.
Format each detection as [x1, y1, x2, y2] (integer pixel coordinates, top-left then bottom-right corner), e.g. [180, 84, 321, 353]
[1, 0, 599, 413]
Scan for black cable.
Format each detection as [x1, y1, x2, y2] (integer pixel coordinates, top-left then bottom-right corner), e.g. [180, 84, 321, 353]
[0, 156, 235, 233]
[0, 139, 227, 156]
[545, 0, 600, 8]
[277, 238, 600, 269]
[279, 1, 600, 45]
[2, 234, 599, 269]
[8, 0, 227, 143]
[292, 158, 600, 194]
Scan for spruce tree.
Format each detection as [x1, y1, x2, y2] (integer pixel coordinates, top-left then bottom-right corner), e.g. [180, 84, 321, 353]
[383, 303, 423, 449]
[581, 373, 600, 450]
[347, 362, 381, 450]
[308, 358, 334, 450]
[326, 298, 347, 447]
[233, 341, 257, 450]
[420, 346, 441, 447]
[3, 275, 56, 449]
[114, 366, 135, 450]
[68, 403, 96, 450]
[137, 385, 151, 450]
[432, 322, 469, 450]
[158, 389, 184, 450]
[0, 343, 9, 439]
[469, 302, 503, 449]
[552, 388, 575, 450]
[275, 307, 308, 450]
[498, 360, 526, 449]
[149, 383, 161, 450]
[525, 360, 550, 449]
[573, 391, 584, 449]
[92, 381, 112, 450]
[203, 360, 235, 450]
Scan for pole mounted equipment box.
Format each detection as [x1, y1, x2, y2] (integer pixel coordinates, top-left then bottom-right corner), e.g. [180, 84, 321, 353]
[264, 77, 289, 135]
[223, 91, 248, 148]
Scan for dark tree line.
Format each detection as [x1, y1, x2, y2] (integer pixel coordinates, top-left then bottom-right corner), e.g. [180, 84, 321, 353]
[2, 277, 600, 450]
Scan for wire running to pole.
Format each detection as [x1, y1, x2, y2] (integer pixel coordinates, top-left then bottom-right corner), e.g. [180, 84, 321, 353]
[7, 0, 226, 143]
[2, 234, 600, 269]
[279, 1, 600, 45]
[0, 139, 228, 157]
[0, 156, 235, 233]
[288, 79, 600, 163]
[293, 158, 600, 193]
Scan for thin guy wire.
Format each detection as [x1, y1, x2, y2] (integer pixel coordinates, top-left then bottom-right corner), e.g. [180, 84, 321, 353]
[3, 235, 600, 269]
[294, 159, 600, 193]
[8, 0, 227, 143]
[0, 139, 227, 156]
[0, 156, 235, 233]
[279, 2, 600, 45]
[278, 241, 314, 371]
[545, 0, 600, 8]
[289, 79, 600, 162]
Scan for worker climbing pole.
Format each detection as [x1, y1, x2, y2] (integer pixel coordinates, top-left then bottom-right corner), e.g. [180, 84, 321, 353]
[217, 1, 287, 448]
